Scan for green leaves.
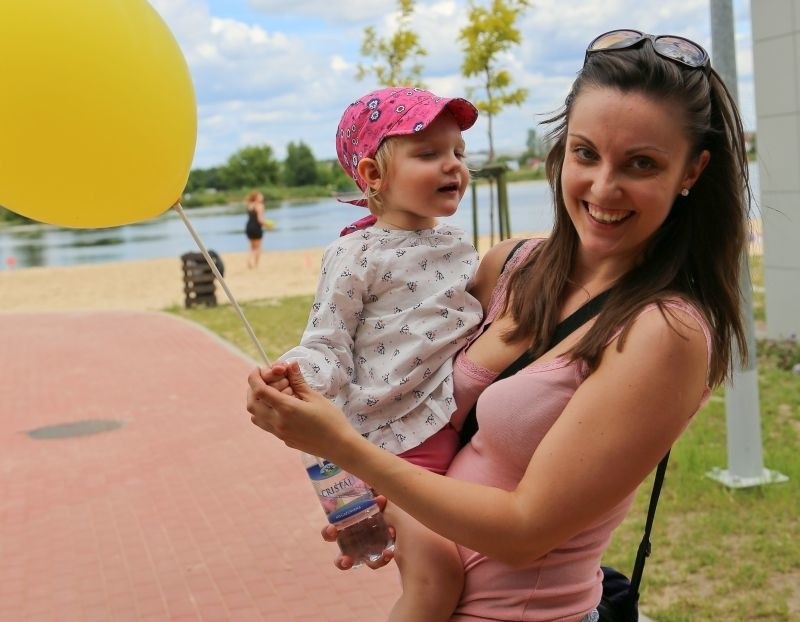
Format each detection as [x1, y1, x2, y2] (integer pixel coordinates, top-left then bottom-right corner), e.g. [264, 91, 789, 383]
[284, 142, 320, 187]
[356, 0, 427, 87]
[225, 145, 280, 189]
[459, 0, 530, 160]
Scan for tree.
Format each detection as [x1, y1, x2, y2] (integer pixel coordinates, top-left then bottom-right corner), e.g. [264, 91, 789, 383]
[459, 0, 529, 161]
[316, 159, 358, 192]
[525, 128, 542, 156]
[356, 0, 427, 87]
[517, 127, 548, 166]
[185, 166, 227, 192]
[283, 142, 319, 187]
[223, 145, 279, 190]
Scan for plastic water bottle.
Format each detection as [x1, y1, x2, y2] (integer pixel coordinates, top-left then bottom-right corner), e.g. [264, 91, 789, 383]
[302, 453, 395, 566]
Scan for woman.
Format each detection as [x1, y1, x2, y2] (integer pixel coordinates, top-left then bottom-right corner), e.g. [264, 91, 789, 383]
[244, 189, 266, 268]
[247, 29, 750, 621]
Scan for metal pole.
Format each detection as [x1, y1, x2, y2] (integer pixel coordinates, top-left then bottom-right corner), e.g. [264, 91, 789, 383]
[497, 168, 510, 240]
[705, 0, 787, 488]
[471, 181, 479, 251]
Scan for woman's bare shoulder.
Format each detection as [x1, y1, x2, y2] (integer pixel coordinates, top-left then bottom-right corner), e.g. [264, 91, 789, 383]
[470, 238, 533, 307]
[610, 302, 710, 386]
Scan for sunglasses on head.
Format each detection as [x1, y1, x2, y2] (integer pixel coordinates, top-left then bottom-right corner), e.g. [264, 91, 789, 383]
[585, 29, 710, 73]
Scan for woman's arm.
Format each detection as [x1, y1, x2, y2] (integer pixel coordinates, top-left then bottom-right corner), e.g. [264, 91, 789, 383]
[249, 306, 708, 565]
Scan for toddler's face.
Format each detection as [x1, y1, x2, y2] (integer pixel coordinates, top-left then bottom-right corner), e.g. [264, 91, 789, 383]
[376, 112, 469, 230]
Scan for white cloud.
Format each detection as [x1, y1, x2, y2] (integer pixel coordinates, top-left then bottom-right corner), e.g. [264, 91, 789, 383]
[247, 0, 395, 23]
[208, 18, 291, 51]
[330, 55, 352, 73]
[148, 0, 757, 168]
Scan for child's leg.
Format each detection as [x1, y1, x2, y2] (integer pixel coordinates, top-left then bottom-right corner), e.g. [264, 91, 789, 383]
[384, 500, 463, 622]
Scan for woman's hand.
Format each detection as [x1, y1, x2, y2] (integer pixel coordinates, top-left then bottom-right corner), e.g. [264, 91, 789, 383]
[246, 360, 355, 458]
[321, 496, 396, 570]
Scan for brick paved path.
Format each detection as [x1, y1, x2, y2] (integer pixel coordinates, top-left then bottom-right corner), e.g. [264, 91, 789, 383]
[0, 311, 399, 621]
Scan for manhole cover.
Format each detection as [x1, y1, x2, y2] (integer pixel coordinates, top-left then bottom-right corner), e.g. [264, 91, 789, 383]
[26, 419, 125, 439]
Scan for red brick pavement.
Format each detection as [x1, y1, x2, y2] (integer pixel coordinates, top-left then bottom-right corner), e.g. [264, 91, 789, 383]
[0, 311, 400, 621]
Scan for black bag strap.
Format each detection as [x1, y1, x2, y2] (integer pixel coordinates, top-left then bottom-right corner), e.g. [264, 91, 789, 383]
[627, 450, 671, 607]
[547, 289, 611, 350]
[501, 238, 611, 370]
[500, 238, 528, 273]
[458, 239, 612, 446]
[491, 288, 612, 383]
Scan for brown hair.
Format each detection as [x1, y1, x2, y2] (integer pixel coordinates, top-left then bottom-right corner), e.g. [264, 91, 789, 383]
[503, 44, 750, 387]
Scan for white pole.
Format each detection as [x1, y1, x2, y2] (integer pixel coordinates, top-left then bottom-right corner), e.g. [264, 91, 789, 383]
[705, 0, 787, 488]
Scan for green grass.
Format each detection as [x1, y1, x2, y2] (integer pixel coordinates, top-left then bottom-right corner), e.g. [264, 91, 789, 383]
[167, 294, 314, 363]
[167, 257, 799, 621]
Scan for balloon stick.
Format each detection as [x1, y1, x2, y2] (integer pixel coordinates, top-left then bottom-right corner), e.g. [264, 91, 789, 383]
[172, 203, 271, 365]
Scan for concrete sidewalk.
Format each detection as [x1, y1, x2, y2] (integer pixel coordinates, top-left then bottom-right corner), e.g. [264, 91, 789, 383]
[0, 311, 399, 621]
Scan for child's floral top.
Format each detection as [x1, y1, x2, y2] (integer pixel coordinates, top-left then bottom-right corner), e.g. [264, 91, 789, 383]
[281, 224, 483, 454]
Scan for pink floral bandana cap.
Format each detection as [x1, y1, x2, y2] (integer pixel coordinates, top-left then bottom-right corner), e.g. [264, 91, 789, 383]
[335, 86, 479, 208]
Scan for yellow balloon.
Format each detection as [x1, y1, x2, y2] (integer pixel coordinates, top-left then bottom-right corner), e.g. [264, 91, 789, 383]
[0, 0, 196, 228]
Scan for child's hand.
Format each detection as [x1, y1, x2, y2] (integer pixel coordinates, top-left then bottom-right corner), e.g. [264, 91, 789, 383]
[260, 362, 295, 397]
[247, 361, 355, 458]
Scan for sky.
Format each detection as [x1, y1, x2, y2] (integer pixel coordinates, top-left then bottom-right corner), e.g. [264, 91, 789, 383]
[148, 0, 755, 170]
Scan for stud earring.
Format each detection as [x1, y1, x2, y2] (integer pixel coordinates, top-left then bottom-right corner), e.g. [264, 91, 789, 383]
[680, 188, 690, 197]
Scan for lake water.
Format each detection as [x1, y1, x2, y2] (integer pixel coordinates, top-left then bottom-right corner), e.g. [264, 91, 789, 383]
[0, 164, 760, 270]
[0, 180, 554, 269]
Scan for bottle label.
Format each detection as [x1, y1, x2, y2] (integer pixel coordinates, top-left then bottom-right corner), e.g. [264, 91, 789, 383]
[306, 460, 376, 524]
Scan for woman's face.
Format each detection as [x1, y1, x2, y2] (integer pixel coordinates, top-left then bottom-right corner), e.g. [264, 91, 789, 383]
[560, 86, 708, 270]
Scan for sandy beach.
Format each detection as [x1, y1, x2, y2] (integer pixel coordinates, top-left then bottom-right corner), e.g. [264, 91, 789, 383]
[1, 224, 763, 313]
[0, 246, 327, 312]
[0, 234, 527, 313]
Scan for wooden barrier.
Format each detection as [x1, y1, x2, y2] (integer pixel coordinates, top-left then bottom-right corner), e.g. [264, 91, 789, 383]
[180, 251, 223, 308]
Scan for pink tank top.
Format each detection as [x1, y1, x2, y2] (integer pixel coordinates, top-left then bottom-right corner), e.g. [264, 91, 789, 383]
[448, 239, 712, 621]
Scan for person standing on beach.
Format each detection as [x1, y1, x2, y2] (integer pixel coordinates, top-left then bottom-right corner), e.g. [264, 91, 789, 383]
[249, 29, 751, 621]
[260, 87, 484, 621]
[244, 190, 266, 269]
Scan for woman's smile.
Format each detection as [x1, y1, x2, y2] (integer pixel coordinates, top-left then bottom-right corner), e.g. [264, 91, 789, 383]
[584, 202, 633, 225]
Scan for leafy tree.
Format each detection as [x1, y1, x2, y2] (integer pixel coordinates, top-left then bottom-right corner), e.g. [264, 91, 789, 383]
[0, 206, 32, 224]
[283, 142, 319, 187]
[459, 0, 529, 161]
[317, 160, 358, 192]
[525, 128, 542, 156]
[356, 0, 427, 87]
[223, 144, 279, 190]
[185, 166, 227, 192]
[518, 127, 548, 165]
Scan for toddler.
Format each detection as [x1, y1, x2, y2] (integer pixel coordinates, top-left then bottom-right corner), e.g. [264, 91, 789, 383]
[275, 86, 483, 621]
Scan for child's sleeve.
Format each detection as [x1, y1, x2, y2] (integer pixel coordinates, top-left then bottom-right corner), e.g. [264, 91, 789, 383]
[279, 241, 367, 398]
